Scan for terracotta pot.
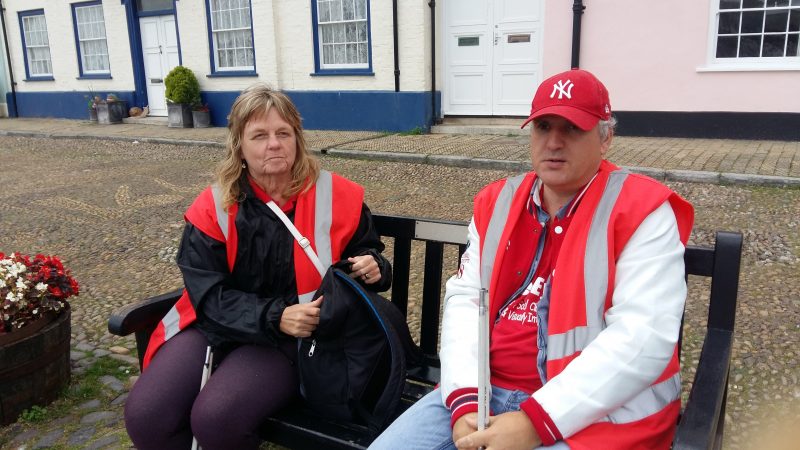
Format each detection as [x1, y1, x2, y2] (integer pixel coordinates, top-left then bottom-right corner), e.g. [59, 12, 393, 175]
[0, 307, 71, 425]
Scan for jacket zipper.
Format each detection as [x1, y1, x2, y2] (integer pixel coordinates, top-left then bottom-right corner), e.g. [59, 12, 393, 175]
[308, 339, 317, 357]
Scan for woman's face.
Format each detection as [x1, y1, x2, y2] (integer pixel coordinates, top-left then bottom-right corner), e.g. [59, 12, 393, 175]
[240, 107, 298, 182]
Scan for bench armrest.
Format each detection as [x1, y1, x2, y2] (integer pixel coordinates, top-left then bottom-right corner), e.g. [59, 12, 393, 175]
[674, 231, 741, 450]
[673, 327, 733, 450]
[108, 289, 183, 369]
[108, 288, 184, 337]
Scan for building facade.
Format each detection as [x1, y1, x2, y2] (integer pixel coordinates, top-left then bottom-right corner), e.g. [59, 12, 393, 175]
[1, 0, 798, 138]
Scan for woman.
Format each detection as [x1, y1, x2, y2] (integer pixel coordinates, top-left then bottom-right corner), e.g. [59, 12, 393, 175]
[124, 84, 392, 449]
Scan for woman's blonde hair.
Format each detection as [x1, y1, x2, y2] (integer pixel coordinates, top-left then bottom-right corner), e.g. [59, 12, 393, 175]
[216, 83, 319, 209]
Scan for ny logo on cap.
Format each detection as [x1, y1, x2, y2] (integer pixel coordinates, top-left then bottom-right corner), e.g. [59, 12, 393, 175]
[550, 79, 574, 100]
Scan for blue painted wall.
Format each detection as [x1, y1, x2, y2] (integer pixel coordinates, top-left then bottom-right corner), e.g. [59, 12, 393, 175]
[196, 90, 441, 132]
[9, 89, 441, 132]
[9, 91, 136, 120]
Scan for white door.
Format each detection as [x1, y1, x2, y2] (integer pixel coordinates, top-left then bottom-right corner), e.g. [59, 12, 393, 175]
[444, 0, 542, 116]
[140, 15, 180, 116]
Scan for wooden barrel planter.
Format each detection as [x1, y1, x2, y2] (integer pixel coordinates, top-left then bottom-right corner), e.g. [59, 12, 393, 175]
[0, 307, 71, 425]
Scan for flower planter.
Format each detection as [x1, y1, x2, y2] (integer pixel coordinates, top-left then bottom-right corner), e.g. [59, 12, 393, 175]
[88, 108, 98, 122]
[192, 110, 211, 128]
[97, 101, 129, 125]
[0, 307, 71, 425]
[168, 103, 193, 128]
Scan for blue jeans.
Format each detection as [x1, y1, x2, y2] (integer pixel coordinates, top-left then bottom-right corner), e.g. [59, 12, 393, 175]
[369, 385, 568, 449]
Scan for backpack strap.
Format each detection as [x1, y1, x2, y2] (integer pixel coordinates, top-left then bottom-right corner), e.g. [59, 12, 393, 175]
[266, 200, 326, 278]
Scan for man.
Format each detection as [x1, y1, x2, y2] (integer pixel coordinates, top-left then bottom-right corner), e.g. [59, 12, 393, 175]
[369, 68, 694, 450]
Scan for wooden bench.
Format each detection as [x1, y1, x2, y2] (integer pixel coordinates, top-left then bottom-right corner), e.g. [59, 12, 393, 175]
[108, 214, 743, 450]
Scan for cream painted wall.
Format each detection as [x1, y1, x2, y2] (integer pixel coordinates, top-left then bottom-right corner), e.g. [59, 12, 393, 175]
[174, 1, 279, 93]
[272, 0, 432, 91]
[542, 0, 800, 113]
[4, 0, 134, 93]
[5, 0, 437, 95]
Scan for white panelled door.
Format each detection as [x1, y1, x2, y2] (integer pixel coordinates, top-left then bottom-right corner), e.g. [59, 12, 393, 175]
[444, 0, 542, 116]
[139, 15, 180, 116]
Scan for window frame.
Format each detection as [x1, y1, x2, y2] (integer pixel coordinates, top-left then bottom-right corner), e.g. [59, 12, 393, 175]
[18, 9, 54, 81]
[310, 0, 374, 76]
[204, 0, 257, 77]
[71, 0, 112, 79]
[703, 0, 800, 72]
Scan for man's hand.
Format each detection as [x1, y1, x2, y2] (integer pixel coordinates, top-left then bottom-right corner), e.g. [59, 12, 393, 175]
[279, 296, 323, 337]
[348, 255, 381, 284]
[452, 412, 479, 444]
[455, 411, 541, 450]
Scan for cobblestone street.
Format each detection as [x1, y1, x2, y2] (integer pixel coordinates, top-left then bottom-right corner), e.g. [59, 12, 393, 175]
[0, 134, 798, 449]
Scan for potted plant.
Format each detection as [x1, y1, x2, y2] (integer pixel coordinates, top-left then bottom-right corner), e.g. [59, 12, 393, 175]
[86, 95, 101, 122]
[96, 93, 129, 125]
[164, 66, 201, 128]
[0, 252, 79, 425]
[192, 103, 211, 128]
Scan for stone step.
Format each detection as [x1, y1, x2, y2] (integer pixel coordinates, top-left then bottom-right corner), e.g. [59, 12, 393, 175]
[122, 116, 168, 126]
[431, 123, 528, 136]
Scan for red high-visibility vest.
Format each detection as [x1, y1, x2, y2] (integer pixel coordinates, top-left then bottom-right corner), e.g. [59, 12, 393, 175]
[142, 170, 364, 368]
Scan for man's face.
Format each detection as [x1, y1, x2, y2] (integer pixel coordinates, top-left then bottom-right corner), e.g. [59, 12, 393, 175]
[530, 115, 612, 198]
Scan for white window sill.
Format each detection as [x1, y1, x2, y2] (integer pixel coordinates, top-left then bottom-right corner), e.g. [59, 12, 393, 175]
[697, 64, 800, 72]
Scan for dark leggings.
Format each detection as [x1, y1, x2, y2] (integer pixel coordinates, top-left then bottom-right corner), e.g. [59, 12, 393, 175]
[124, 328, 298, 450]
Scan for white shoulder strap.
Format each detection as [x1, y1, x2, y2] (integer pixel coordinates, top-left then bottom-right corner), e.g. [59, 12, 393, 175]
[266, 201, 327, 277]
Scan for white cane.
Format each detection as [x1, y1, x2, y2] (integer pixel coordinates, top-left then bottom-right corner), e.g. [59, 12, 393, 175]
[191, 346, 214, 450]
[477, 288, 490, 437]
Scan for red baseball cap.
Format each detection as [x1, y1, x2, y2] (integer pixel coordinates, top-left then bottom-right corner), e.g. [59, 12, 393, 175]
[521, 68, 611, 131]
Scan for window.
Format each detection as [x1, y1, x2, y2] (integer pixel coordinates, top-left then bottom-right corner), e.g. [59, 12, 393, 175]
[18, 10, 53, 79]
[313, 0, 372, 73]
[208, 0, 255, 72]
[72, 1, 110, 76]
[709, 0, 800, 68]
[137, 0, 175, 13]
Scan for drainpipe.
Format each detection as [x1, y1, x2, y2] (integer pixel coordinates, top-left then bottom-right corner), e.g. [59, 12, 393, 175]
[392, 0, 399, 92]
[428, 0, 437, 124]
[571, 0, 585, 69]
[0, 0, 19, 117]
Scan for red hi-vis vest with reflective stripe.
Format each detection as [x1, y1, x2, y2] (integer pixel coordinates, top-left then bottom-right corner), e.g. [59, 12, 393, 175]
[142, 170, 364, 369]
[473, 160, 694, 449]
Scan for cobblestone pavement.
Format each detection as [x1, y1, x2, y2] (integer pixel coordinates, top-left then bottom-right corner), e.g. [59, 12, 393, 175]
[0, 118, 798, 182]
[0, 134, 798, 449]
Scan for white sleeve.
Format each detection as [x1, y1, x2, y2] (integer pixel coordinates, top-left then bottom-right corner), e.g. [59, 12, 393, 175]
[532, 201, 687, 437]
[439, 218, 482, 405]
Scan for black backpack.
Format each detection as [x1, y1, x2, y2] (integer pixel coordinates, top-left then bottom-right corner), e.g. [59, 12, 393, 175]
[297, 260, 423, 433]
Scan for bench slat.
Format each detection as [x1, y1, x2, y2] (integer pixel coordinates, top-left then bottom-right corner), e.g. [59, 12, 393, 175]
[389, 237, 412, 316]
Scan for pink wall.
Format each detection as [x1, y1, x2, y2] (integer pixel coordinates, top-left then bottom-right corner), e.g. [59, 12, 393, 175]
[542, 0, 800, 113]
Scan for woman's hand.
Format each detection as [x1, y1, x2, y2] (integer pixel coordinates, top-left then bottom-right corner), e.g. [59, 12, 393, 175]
[279, 296, 323, 337]
[348, 255, 381, 284]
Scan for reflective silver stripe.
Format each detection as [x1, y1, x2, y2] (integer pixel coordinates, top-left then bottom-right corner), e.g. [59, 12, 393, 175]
[584, 170, 628, 329]
[314, 170, 333, 269]
[597, 372, 681, 424]
[481, 174, 527, 289]
[211, 184, 229, 240]
[546, 170, 629, 361]
[545, 325, 600, 360]
[298, 291, 316, 304]
[161, 304, 182, 341]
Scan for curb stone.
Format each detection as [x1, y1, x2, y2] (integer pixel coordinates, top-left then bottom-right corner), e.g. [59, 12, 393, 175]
[1, 129, 798, 187]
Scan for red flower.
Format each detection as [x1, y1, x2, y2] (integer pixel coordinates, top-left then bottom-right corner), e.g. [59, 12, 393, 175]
[0, 252, 79, 333]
